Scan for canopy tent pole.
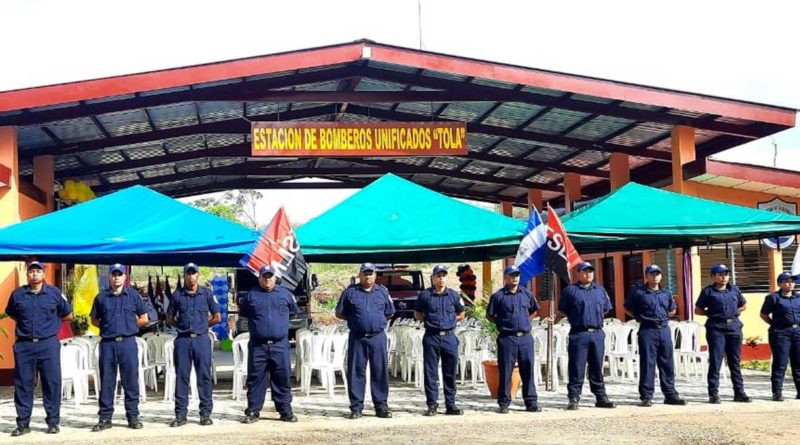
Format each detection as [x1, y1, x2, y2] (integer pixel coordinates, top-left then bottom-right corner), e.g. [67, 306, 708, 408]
[545, 269, 556, 391]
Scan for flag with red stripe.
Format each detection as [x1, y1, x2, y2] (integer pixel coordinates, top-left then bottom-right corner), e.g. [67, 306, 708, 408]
[240, 206, 307, 291]
[546, 204, 583, 283]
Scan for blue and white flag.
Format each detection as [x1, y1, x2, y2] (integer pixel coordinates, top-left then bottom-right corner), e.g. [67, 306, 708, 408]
[514, 206, 548, 286]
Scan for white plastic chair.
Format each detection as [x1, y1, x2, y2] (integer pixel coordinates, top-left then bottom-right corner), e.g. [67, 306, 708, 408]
[60, 343, 87, 406]
[163, 338, 198, 402]
[207, 331, 218, 385]
[607, 323, 638, 380]
[62, 337, 99, 399]
[231, 334, 249, 401]
[135, 336, 159, 394]
[300, 333, 333, 395]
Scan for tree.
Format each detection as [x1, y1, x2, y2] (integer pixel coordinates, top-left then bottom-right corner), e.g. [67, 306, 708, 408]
[190, 190, 263, 229]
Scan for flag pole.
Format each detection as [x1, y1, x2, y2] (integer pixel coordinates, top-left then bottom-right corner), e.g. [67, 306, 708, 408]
[545, 268, 556, 391]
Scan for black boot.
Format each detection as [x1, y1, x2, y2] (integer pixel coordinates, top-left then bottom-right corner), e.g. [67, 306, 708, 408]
[595, 398, 616, 408]
[127, 417, 143, 429]
[91, 420, 112, 432]
[709, 394, 721, 404]
[10, 426, 30, 437]
[445, 406, 464, 415]
[46, 425, 60, 434]
[640, 398, 652, 407]
[566, 399, 579, 410]
[664, 396, 687, 406]
[170, 418, 187, 427]
[772, 392, 784, 402]
[279, 413, 298, 423]
[423, 405, 438, 416]
[733, 393, 752, 403]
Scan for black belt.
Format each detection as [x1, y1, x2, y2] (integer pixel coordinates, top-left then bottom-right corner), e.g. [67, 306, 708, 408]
[499, 331, 530, 337]
[570, 327, 601, 334]
[425, 328, 454, 336]
[177, 332, 204, 338]
[640, 321, 668, 329]
[253, 337, 282, 345]
[16, 334, 55, 343]
[101, 335, 134, 342]
[358, 332, 383, 339]
[775, 324, 800, 329]
[711, 317, 737, 324]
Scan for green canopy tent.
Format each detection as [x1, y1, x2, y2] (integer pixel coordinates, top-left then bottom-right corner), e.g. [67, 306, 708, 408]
[296, 174, 526, 263]
[561, 182, 800, 253]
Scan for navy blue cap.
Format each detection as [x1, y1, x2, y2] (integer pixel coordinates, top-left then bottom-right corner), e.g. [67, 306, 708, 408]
[359, 263, 377, 272]
[109, 263, 126, 274]
[710, 264, 730, 275]
[183, 262, 199, 273]
[577, 262, 595, 272]
[645, 264, 662, 275]
[504, 265, 521, 276]
[432, 264, 448, 275]
[26, 260, 45, 270]
[777, 271, 795, 284]
[259, 265, 276, 276]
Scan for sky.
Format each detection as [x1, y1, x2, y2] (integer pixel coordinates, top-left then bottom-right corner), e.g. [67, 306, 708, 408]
[1, 0, 799, 225]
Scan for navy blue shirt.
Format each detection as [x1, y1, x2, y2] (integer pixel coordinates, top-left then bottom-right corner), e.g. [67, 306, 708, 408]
[760, 291, 800, 329]
[336, 284, 394, 335]
[487, 286, 540, 334]
[414, 287, 465, 330]
[695, 283, 746, 328]
[5, 284, 72, 339]
[167, 286, 220, 334]
[558, 282, 613, 329]
[624, 284, 676, 326]
[239, 285, 298, 341]
[90, 288, 147, 338]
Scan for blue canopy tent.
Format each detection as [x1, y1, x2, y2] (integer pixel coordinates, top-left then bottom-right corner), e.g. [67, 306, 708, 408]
[0, 185, 260, 266]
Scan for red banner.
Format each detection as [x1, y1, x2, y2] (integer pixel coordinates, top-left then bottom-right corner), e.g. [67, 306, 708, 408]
[251, 121, 467, 157]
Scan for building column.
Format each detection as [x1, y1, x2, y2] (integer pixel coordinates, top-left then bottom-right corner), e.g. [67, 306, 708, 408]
[671, 126, 701, 317]
[671, 125, 698, 195]
[609, 153, 630, 191]
[501, 201, 514, 268]
[33, 155, 56, 283]
[564, 173, 581, 213]
[482, 261, 492, 301]
[768, 249, 783, 293]
[0, 127, 21, 384]
[609, 153, 630, 318]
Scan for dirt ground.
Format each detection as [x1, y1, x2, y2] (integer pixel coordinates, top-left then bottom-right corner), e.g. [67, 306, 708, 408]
[1, 398, 798, 445]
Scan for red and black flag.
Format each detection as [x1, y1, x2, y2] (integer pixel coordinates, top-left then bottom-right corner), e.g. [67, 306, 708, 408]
[240, 206, 308, 291]
[546, 204, 583, 283]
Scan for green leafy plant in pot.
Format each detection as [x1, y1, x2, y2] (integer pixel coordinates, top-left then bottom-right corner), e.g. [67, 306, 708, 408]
[70, 314, 90, 337]
[465, 298, 521, 399]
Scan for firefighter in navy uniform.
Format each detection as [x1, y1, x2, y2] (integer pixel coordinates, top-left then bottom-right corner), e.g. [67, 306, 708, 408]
[414, 265, 465, 416]
[695, 264, 751, 404]
[487, 265, 542, 413]
[238, 265, 299, 423]
[556, 262, 616, 411]
[624, 264, 686, 407]
[336, 263, 395, 419]
[5, 261, 73, 437]
[90, 264, 149, 432]
[760, 271, 800, 401]
[166, 263, 221, 427]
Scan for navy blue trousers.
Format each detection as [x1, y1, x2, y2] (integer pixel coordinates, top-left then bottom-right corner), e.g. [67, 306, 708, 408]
[346, 332, 389, 413]
[13, 336, 61, 427]
[174, 335, 213, 417]
[496, 333, 537, 407]
[768, 327, 800, 394]
[246, 338, 293, 416]
[98, 337, 139, 420]
[567, 330, 607, 400]
[706, 325, 745, 395]
[637, 327, 678, 399]
[422, 332, 459, 408]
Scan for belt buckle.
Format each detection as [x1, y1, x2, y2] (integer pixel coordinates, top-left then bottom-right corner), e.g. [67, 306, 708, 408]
[190, 333, 198, 338]
[726, 319, 733, 324]
[266, 340, 274, 345]
[587, 328, 596, 332]
[438, 331, 447, 336]
[32, 338, 39, 343]
[515, 332, 524, 337]
[115, 337, 124, 342]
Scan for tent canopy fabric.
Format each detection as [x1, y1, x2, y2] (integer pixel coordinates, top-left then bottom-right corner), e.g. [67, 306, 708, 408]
[0, 185, 260, 266]
[562, 182, 800, 253]
[295, 174, 526, 263]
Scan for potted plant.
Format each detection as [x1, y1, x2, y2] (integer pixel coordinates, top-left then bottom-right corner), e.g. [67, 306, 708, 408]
[466, 299, 522, 399]
[70, 314, 90, 337]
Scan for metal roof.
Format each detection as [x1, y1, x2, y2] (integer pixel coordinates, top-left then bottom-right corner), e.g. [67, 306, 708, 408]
[0, 40, 795, 205]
